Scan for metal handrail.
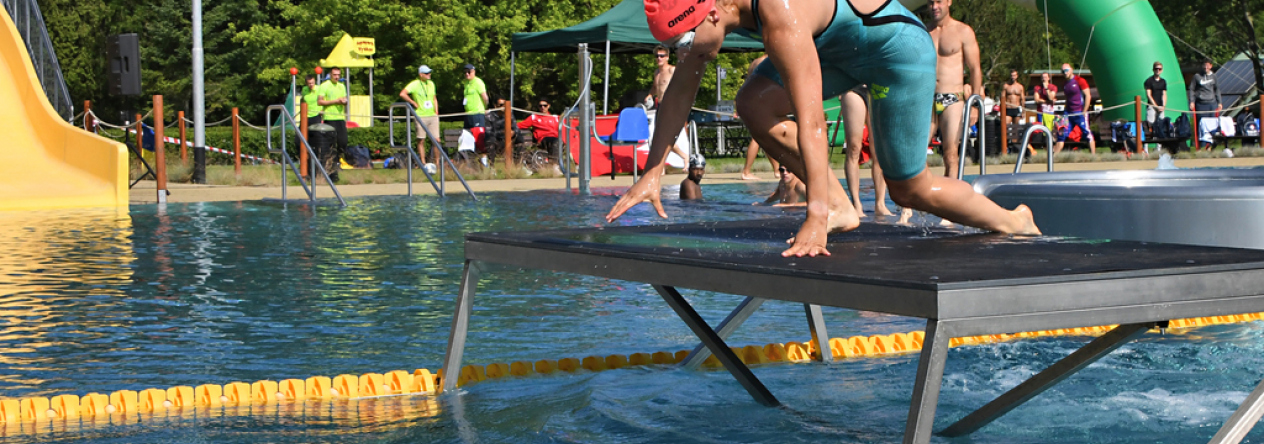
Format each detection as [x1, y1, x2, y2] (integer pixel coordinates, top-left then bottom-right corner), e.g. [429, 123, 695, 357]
[956, 94, 988, 179]
[1013, 124, 1056, 174]
[3, 0, 74, 120]
[558, 109, 574, 190]
[265, 104, 346, 206]
[387, 102, 477, 200]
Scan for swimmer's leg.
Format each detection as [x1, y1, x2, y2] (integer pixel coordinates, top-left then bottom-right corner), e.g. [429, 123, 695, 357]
[737, 74, 859, 247]
[938, 99, 965, 180]
[887, 170, 1039, 234]
[841, 90, 867, 216]
[870, 157, 895, 216]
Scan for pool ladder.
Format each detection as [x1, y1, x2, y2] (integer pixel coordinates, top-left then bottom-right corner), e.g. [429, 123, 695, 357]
[265, 104, 347, 206]
[387, 103, 477, 199]
[954, 94, 1057, 178]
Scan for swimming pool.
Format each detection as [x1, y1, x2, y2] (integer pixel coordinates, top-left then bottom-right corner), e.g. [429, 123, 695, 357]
[1, 181, 1261, 443]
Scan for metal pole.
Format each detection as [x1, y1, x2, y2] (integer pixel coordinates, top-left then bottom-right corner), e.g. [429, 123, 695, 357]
[192, 0, 207, 183]
[369, 68, 374, 125]
[579, 44, 591, 195]
[603, 41, 611, 114]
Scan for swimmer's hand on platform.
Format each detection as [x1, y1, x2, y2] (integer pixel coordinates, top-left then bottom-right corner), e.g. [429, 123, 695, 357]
[606, 171, 667, 222]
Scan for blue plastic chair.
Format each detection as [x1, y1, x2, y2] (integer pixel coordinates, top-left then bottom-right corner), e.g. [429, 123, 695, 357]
[598, 107, 650, 180]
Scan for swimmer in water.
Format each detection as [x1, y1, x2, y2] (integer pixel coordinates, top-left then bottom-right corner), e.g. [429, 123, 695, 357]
[758, 165, 806, 206]
[605, 0, 1039, 257]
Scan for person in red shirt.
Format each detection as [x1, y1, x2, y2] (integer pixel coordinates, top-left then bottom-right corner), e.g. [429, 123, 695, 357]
[518, 100, 560, 152]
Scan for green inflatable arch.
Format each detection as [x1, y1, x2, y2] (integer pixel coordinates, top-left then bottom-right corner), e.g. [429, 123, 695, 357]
[901, 0, 1186, 121]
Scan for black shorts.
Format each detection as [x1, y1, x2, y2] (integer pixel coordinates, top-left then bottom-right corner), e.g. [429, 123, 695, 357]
[464, 113, 487, 129]
[1006, 107, 1022, 118]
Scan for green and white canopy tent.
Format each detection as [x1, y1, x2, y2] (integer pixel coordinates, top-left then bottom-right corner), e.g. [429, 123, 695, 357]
[509, 0, 764, 113]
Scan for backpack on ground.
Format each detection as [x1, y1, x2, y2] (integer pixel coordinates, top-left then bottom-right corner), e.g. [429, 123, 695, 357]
[345, 144, 373, 168]
[1152, 116, 1172, 139]
[1174, 114, 1192, 139]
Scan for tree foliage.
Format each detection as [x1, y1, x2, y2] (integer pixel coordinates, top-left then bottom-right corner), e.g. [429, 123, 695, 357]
[38, 0, 1260, 125]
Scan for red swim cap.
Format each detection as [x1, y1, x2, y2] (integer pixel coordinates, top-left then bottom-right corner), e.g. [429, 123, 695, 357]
[645, 0, 714, 42]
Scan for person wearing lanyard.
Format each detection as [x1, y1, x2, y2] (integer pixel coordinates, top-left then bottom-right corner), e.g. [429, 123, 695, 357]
[400, 65, 440, 167]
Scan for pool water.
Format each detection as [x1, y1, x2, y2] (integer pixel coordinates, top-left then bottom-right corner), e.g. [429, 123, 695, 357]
[1, 180, 1262, 443]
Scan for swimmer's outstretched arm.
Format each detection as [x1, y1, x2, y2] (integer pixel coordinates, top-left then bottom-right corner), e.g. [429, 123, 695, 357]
[606, 20, 720, 223]
[759, 5, 832, 257]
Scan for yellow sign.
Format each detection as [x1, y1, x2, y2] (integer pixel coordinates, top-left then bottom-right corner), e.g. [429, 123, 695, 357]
[353, 38, 375, 56]
[319, 34, 375, 68]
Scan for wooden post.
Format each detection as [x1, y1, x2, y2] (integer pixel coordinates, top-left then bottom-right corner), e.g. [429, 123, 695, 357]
[504, 100, 513, 169]
[999, 90, 1007, 156]
[83, 100, 93, 132]
[300, 102, 309, 178]
[232, 107, 242, 175]
[154, 96, 167, 203]
[1134, 96, 1143, 156]
[178, 111, 187, 161]
[135, 113, 143, 152]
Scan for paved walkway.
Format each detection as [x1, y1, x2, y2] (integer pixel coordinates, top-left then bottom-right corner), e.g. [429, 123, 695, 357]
[129, 157, 1264, 204]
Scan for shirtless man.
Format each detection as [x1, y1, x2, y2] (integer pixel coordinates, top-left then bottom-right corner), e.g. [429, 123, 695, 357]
[649, 45, 690, 166]
[927, 0, 982, 180]
[1002, 70, 1034, 157]
[650, 45, 676, 107]
[606, 0, 1039, 257]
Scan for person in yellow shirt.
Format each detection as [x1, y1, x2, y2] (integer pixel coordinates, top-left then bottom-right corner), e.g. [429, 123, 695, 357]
[462, 64, 489, 130]
[300, 75, 323, 122]
[400, 65, 439, 167]
[317, 67, 349, 182]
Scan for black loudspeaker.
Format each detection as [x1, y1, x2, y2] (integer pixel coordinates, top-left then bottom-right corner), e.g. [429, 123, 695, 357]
[106, 33, 141, 96]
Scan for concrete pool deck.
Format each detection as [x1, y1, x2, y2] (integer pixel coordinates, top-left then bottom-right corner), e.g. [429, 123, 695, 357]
[128, 157, 1264, 204]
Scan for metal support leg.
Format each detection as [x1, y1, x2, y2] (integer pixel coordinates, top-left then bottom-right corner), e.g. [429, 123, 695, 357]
[653, 285, 779, 407]
[682, 296, 767, 369]
[804, 304, 833, 362]
[441, 260, 482, 392]
[905, 319, 951, 444]
[939, 322, 1153, 437]
[1208, 377, 1264, 443]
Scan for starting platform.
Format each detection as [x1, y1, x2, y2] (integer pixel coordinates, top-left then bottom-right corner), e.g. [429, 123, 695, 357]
[442, 218, 1264, 443]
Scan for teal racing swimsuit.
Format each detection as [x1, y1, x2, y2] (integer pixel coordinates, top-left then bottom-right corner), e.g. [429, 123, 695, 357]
[748, 0, 935, 181]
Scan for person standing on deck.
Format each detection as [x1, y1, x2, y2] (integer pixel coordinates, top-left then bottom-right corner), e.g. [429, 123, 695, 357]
[926, 0, 982, 180]
[605, 0, 1039, 258]
[400, 65, 440, 167]
[1053, 63, 1095, 154]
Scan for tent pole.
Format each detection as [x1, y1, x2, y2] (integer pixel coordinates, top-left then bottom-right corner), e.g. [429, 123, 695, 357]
[603, 40, 611, 114]
[510, 52, 516, 109]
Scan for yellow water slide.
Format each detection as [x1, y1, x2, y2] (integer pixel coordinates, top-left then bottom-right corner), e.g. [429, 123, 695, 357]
[0, 8, 127, 211]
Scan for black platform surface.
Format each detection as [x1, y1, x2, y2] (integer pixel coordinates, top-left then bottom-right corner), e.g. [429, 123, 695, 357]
[467, 218, 1264, 291]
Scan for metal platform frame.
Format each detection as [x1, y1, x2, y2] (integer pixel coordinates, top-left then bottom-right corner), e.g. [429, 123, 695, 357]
[441, 225, 1264, 444]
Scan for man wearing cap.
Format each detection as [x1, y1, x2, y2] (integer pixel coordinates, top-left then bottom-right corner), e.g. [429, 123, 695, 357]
[400, 65, 440, 167]
[461, 64, 489, 130]
[679, 154, 705, 200]
[606, 0, 1039, 257]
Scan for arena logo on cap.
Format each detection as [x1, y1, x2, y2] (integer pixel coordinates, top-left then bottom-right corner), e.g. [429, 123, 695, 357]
[668, 5, 696, 28]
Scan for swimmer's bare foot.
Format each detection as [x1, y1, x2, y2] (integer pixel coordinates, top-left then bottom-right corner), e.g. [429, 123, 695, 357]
[897, 208, 914, 225]
[875, 205, 895, 217]
[1007, 204, 1041, 235]
[741, 173, 760, 180]
[785, 199, 860, 247]
[939, 217, 955, 227]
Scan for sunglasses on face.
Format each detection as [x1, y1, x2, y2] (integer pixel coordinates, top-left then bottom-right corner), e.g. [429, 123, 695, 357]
[656, 54, 668, 58]
[539, 104, 549, 108]
[779, 167, 787, 173]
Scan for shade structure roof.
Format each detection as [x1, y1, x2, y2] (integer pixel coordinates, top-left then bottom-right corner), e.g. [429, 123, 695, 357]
[511, 0, 765, 54]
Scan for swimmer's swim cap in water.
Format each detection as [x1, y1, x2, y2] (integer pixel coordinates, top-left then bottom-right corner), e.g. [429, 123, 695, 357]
[645, 0, 714, 42]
